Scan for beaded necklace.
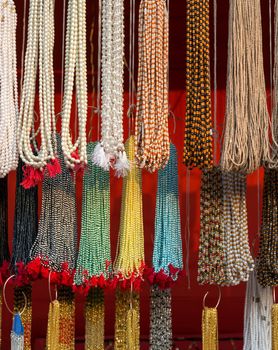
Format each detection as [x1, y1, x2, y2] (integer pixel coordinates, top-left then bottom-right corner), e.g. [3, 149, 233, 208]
[46, 299, 60, 350]
[114, 136, 145, 286]
[152, 143, 183, 287]
[18, 0, 59, 184]
[0, 178, 10, 267]
[135, 0, 170, 172]
[273, 303, 278, 350]
[30, 135, 77, 274]
[92, 0, 129, 176]
[202, 307, 218, 350]
[150, 285, 172, 350]
[61, 0, 88, 170]
[0, 0, 18, 178]
[257, 169, 278, 287]
[221, 0, 271, 173]
[74, 142, 111, 289]
[14, 285, 32, 350]
[11, 159, 38, 271]
[184, 0, 213, 169]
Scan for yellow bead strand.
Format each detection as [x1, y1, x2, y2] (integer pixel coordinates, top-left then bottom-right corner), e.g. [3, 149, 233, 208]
[46, 300, 60, 350]
[202, 307, 218, 350]
[272, 304, 278, 350]
[58, 286, 75, 350]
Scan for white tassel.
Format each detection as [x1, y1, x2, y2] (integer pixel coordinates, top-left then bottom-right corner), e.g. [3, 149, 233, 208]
[92, 142, 110, 171]
[114, 150, 130, 178]
[11, 313, 24, 350]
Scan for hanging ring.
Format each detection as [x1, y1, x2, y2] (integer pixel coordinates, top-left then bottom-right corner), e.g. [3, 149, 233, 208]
[3, 275, 27, 316]
[48, 271, 58, 303]
[203, 286, 221, 309]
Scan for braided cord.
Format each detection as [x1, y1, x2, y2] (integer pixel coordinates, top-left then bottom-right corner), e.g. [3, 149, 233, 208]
[153, 143, 183, 276]
[30, 135, 77, 272]
[135, 0, 170, 172]
[75, 142, 110, 285]
[114, 136, 144, 279]
[184, 0, 213, 169]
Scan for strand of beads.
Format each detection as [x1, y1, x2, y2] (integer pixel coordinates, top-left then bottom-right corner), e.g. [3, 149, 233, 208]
[184, 0, 213, 169]
[46, 299, 60, 350]
[135, 0, 170, 172]
[221, 0, 271, 173]
[0, 178, 10, 267]
[18, 0, 60, 186]
[114, 136, 145, 288]
[14, 285, 32, 350]
[198, 168, 225, 285]
[0, 0, 18, 178]
[30, 135, 77, 276]
[57, 286, 75, 350]
[74, 142, 111, 289]
[151, 143, 183, 287]
[11, 159, 38, 272]
[257, 169, 278, 286]
[85, 288, 105, 350]
[61, 0, 88, 170]
[150, 285, 172, 350]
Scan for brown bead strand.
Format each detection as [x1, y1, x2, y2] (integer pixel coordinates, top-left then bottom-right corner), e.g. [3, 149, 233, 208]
[184, 0, 213, 169]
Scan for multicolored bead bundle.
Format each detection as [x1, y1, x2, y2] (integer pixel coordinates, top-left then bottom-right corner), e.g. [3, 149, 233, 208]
[184, 0, 213, 169]
[135, 0, 170, 172]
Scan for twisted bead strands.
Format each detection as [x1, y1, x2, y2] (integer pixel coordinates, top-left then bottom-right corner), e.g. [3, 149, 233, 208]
[150, 285, 172, 350]
[0, 178, 10, 265]
[243, 270, 272, 350]
[135, 0, 170, 172]
[93, 0, 129, 176]
[85, 288, 105, 350]
[75, 142, 111, 285]
[153, 143, 183, 277]
[184, 0, 213, 169]
[257, 169, 278, 287]
[57, 286, 75, 350]
[198, 168, 225, 285]
[221, 0, 271, 173]
[114, 136, 144, 280]
[273, 304, 278, 350]
[11, 159, 38, 270]
[14, 285, 32, 350]
[30, 135, 78, 272]
[0, 0, 18, 178]
[18, 0, 57, 170]
[202, 307, 218, 350]
[46, 299, 60, 350]
[61, 0, 88, 169]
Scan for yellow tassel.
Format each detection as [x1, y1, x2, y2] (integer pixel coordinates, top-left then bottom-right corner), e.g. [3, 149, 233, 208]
[127, 307, 140, 350]
[85, 288, 105, 350]
[46, 300, 60, 350]
[202, 307, 218, 350]
[272, 304, 278, 350]
[58, 286, 75, 350]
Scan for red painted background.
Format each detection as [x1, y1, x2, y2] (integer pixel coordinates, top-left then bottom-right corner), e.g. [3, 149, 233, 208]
[2, 0, 272, 348]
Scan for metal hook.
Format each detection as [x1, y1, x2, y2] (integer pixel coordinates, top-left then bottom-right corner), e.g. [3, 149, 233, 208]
[48, 271, 58, 303]
[203, 286, 221, 309]
[3, 275, 27, 316]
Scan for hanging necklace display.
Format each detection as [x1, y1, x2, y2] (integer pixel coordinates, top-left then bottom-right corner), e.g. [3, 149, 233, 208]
[150, 285, 172, 350]
[74, 142, 111, 289]
[202, 289, 221, 350]
[3, 275, 27, 350]
[29, 135, 77, 280]
[92, 0, 129, 176]
[198, 169, 254, 286]
[243, 269, 272, 350]
[18, 0, 60, 187]
[221, 0, 271, 173]
[11, 159, 38, 272]
[0, 0, 18, 178]
[273, 288, 278, 350]
[14, 285, 32, 350]
[46, 274, 60, 350]
[57, 286, 75, 350]
[257, 169, 278, 287]
[135, 0, 170, 172]
[151, 143, 183, 287]
[184, 0, 213, 169]
[85, 287, 105, 350]
[114, 136, 145, 288]
[61, 0, 88, 170]
[0, 178, 10, 269]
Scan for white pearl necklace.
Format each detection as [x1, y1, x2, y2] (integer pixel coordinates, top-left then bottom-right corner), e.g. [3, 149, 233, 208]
[18, 0, 57, 171]
[92, 0, 129, 177]
[0, 0, 18, 178]
[61, 0, 88, 169]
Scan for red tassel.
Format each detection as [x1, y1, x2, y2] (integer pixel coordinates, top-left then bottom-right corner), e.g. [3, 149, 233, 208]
[46, 158, 61, 178]
[21, 165, 44, 188]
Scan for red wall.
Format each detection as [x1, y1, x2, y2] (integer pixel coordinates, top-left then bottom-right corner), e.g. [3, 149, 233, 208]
[2, 0, 272, 348]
